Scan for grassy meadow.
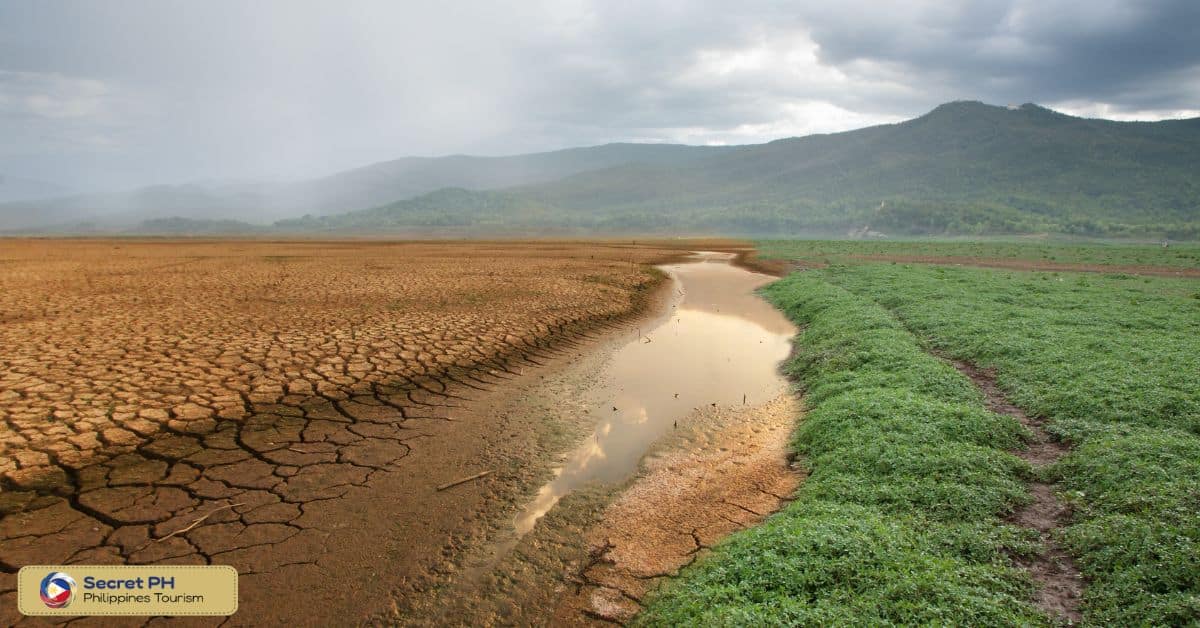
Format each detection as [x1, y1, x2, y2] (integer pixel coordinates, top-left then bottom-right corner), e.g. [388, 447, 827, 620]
[757, 238, 1200, 270]
[641, 241, 1200, 626]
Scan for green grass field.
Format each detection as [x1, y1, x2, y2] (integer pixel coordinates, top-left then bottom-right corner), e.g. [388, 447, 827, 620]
[641, 244, 1200, 626]
[639, 273, 1048, 625]
[757, 239, 1200, 270]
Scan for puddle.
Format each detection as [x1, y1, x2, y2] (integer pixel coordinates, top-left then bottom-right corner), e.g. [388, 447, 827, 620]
[513, 251, 795, 534]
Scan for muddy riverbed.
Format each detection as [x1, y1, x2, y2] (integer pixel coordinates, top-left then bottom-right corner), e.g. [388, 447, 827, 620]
[397, 251, 801, 625]
[515, 252, 795, 533]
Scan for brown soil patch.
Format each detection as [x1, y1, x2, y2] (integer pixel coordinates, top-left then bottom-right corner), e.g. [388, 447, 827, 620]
[553, 394, 801, 625]
[0, 238, 712, 625]
[848, 253, 1200, 278]
[950, 359, 1083, 623]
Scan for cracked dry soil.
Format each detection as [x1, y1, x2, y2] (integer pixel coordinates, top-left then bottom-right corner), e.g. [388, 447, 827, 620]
[555, 394, 801, 625]
[0, 239, 691, 626]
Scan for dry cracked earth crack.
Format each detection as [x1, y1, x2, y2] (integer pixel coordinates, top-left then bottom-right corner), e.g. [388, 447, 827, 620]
[550, 394, 802, 625]
[0, 239, 689, 625]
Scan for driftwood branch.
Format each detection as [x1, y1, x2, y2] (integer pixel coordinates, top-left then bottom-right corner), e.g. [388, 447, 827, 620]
[437, 471, 492, 491]
[152, 502, 245, 544]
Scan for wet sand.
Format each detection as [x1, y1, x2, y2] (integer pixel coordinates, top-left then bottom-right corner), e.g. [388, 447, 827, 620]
[398, 251, 801, 625]
[513, 252, 795, 535]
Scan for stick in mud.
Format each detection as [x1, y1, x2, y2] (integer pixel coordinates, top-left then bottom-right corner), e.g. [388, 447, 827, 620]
[147, 502, 246, 547]
[437, 471, 493, 491]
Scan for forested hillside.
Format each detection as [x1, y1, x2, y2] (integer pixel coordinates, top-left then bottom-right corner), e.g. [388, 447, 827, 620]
[282, 102, 1200, 238]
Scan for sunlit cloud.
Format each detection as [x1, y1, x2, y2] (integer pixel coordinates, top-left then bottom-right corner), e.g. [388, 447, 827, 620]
[1051, 100, 1200, 122]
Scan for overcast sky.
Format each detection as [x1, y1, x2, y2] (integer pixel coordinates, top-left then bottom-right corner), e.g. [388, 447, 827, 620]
[2, 0, 1198, 190]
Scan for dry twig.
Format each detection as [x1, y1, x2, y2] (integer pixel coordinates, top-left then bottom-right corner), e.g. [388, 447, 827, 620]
[436, 470, 493, 491]
[153, 502, 245, 543]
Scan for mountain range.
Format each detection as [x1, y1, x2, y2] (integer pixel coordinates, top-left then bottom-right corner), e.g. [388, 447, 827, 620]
[0, 144, 730, 231]
[5, 101, 1199, 237]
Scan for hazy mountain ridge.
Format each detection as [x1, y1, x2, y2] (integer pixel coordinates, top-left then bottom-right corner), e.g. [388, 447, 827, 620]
[8, 102, 1200, 237]
[0, 143, 732, 231]
[283, 102, 1200, 237]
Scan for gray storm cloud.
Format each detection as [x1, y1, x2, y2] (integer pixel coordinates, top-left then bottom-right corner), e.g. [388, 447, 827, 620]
[0, 0, 1197, 190]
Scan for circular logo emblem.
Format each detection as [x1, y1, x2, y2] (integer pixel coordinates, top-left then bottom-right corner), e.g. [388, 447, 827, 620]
[39, 572, 76, 609]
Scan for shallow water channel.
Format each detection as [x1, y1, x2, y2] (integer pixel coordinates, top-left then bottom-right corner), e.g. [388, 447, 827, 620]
[513, 251, 796, 534]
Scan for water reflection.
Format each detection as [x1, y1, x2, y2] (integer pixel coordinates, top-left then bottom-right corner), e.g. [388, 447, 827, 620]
[513, 252, 795, 534]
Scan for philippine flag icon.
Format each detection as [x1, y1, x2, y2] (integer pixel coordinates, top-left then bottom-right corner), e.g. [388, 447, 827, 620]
[39, 572, 76, 609]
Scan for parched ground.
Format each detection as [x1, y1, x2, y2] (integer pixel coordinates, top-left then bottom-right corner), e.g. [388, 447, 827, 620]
[0, 239, 686, 625]
[553, 394, 802, 625]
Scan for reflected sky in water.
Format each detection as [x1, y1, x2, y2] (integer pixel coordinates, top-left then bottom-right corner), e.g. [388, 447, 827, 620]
[514, 252, 795, 534]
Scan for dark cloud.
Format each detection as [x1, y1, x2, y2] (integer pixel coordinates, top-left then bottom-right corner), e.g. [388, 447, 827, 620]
[0, 1, 1195, 190]
[797, 0, 1200, 107]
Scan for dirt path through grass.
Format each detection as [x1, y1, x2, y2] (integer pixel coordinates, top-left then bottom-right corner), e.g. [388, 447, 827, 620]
[808, 262, 1200, 624]
[949, 359, 1083, 622]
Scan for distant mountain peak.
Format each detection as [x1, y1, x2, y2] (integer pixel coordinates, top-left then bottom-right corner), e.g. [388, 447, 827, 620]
[914, 101, 1010, 125]
[928, 100, 996, 112]
[925, 100, 1062, 115]
[913, 100, 1085, 130]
